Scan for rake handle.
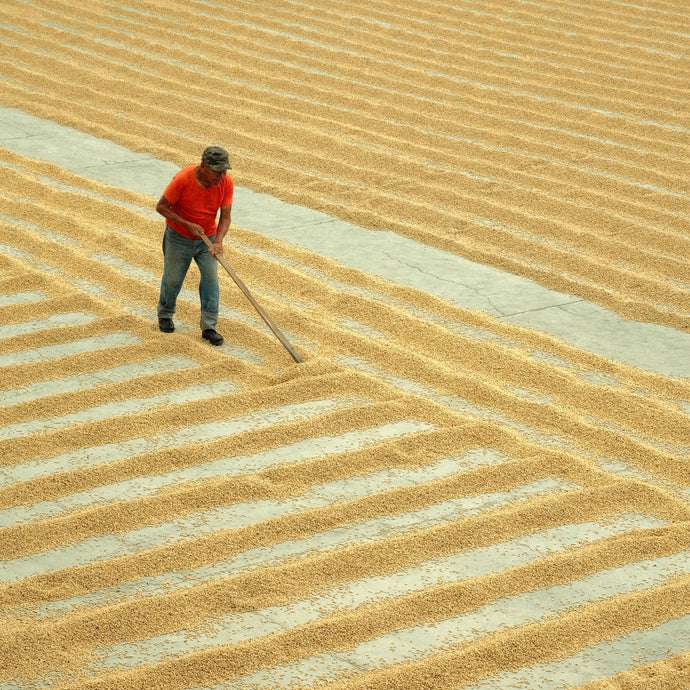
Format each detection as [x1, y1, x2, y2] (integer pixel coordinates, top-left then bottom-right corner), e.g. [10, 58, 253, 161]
[200, 234, 303, 363]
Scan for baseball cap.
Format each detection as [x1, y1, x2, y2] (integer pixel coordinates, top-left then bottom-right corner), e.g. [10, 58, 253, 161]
[201, 146, 232, 172]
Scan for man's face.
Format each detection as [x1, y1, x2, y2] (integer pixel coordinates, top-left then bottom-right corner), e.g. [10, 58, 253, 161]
[198, 163, 226, 187]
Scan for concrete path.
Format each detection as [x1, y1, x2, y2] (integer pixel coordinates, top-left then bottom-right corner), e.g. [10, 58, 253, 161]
[0, 105, 687, 378]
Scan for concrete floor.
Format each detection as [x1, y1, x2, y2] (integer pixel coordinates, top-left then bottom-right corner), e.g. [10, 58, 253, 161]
[1, 105, 688, 379]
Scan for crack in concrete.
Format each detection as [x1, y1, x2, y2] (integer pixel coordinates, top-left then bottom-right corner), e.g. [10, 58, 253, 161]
[379, 249, 505, 316]
[499, 299, 586, 319]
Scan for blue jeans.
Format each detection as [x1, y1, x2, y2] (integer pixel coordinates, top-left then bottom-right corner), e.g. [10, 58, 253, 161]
[157, 225, 219, 331]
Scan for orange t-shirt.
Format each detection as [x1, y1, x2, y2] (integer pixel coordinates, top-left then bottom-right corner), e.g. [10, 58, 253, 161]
[163, 165, 234, 238]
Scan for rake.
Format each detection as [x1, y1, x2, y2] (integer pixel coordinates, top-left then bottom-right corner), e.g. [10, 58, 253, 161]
[200, 234, 303, 363]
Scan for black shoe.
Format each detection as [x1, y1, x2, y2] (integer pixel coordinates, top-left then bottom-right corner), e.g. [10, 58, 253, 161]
[159, 318, 175, 333]
[202, 329, 224, 346]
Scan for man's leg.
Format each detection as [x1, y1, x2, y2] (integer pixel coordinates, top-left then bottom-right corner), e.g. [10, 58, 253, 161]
[158, 226, 194, 328]
[195, 236, 222, 344]
[196, 246, 219, 331]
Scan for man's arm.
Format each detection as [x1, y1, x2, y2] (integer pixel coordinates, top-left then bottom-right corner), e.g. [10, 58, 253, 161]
[156, 195, 205, 238]
[211, 205, 232, 256]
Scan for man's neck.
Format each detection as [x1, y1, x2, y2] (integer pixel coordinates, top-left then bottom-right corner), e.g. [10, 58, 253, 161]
[194, 166, 210, 188]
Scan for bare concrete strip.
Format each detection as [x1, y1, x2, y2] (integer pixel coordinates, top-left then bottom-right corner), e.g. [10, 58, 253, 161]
[1, 106, 688, 377]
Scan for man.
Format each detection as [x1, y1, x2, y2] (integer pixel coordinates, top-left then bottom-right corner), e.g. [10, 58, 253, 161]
[156, 146, 233, 346]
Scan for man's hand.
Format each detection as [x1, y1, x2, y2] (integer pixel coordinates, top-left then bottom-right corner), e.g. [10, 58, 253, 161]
[211, 241, 223, 257]
[187, 223, 205, 239]
[156, 197, 206, 239]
